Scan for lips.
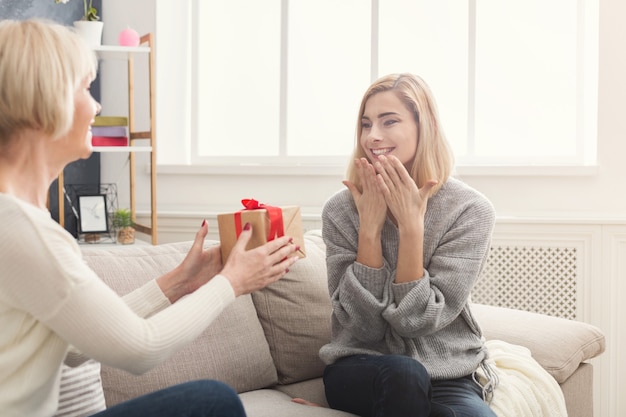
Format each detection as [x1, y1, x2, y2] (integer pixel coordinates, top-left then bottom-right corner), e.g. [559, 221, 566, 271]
[371, 147, 394, 156]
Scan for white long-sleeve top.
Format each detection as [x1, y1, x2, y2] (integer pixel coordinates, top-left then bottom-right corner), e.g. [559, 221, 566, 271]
[0, 193, 235, 417]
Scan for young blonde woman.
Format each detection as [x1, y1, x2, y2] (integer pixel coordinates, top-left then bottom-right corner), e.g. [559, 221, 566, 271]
[318, 73, 498, 417]
[0, 19, 299, 417]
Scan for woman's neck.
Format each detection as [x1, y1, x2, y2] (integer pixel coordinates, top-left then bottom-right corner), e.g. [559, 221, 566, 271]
[0, 131, 62, 209]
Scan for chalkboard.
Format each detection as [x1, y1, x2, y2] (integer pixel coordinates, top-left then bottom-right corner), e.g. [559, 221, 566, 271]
[1, 0, 104, 237]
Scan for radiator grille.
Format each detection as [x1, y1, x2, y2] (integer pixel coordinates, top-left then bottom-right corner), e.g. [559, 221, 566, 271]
[472, 245, 578, 320]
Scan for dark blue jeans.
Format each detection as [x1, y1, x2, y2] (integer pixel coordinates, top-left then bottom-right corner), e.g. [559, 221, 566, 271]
[92, 380, 246, 417]
[323, 354, 496, 417]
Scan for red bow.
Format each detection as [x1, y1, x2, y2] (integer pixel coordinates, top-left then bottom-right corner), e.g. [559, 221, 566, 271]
[234, 199, 284, 241]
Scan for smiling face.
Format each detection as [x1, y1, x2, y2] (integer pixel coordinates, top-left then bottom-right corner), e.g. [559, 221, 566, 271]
[359, 90, 418, 169]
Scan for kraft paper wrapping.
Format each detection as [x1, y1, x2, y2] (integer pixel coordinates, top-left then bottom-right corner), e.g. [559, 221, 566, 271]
[217, 205, 306, 262]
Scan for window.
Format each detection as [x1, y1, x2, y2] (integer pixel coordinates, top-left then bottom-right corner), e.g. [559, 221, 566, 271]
[192, 0, 369, 166]
[156, 0, 598, 170]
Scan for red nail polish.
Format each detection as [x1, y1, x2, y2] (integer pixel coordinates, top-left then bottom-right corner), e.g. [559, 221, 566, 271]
[243, 222, 251, 231]
[201, 219, 206, 227]
[295, 246, 300, 252]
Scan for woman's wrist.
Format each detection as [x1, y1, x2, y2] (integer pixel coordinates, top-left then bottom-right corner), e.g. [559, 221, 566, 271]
[357, 228, 383, 268]
[156, 265, 188, 303]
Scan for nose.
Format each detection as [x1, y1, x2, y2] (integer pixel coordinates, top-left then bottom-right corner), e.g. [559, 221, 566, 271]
[367, 123, 383, 142]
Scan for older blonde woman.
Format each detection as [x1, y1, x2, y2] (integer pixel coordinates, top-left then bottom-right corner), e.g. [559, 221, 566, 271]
[0, 19, 298, 417]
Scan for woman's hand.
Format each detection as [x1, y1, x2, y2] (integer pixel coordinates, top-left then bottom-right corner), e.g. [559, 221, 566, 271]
[344, 158, 388, 232]
[221, 223, 300, 297]
[344, 158, 388, 268]
[374, 155, 437, 282]
[374, 155, 437, 227]
[157, 220, 223, 303]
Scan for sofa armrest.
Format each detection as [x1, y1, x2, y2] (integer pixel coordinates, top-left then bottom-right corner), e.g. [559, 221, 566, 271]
[471, 303, 605, 383]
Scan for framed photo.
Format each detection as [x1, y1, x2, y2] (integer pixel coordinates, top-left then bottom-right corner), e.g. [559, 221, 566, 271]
[77, 195, 109, 233]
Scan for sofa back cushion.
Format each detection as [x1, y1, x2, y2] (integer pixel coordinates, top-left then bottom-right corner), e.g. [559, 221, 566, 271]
[82, 241, 277, 406]
[251, 231, 332, 384]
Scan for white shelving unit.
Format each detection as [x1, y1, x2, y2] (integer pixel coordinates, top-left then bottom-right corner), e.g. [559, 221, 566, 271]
[56, 34, 158, 244]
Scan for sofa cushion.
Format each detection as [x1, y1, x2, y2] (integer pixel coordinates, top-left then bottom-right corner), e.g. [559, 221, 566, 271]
[274, 377, 330, 408]
[471, 303, 605, 383]
[251, 231, 332, 384]
[81, 241, 277, 406]
[240, 389, 358, 417]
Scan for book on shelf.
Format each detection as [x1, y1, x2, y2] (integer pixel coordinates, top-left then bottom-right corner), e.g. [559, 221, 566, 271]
[92, 136, 129, 147]
[94, 116, 128, 127]
[92, 126, 127, 137]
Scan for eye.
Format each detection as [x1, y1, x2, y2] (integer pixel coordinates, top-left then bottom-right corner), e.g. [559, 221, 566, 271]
[384, 119, 398, 126]
[361, 120, 372, 129]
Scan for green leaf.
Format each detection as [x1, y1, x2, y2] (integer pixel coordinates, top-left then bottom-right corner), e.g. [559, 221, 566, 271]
[86, 6, 99, 21]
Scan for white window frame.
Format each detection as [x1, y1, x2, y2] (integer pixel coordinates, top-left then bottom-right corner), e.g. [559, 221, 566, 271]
[155, 0, 599, 177]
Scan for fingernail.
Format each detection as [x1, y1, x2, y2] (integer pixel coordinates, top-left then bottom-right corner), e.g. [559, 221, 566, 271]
[243, 222, 251, 231]
[289, 237, 294, 243]
[201, 219, 206, 227]
[286, 268, 290, 273]
[295, 246, 300, 252]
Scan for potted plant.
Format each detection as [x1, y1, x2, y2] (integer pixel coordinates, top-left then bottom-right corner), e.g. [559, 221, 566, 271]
[55, 0, 99, 21]
[81, 0, 99, 21]
[55, 0, 103, 46]
[111, 208, 135, 245]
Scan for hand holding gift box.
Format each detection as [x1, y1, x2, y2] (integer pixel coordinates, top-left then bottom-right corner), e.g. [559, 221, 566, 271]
[217, 199, 306, 262]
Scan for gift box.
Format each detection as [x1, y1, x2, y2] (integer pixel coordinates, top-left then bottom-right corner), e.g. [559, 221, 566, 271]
[217, 199, 306, 262]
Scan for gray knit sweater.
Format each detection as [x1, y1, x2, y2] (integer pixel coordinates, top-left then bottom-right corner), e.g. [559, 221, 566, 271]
[319, 177, 496, 380]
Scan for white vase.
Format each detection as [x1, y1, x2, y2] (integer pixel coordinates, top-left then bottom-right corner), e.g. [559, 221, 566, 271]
[73, 21, 104, 47]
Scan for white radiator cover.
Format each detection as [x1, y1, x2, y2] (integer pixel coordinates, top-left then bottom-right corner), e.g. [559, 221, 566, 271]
[472, 245, 579, 320]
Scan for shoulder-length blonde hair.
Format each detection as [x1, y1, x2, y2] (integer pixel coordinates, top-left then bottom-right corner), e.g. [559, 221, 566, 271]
[347, 73, 454, 195]
[0, 19, 98, 144]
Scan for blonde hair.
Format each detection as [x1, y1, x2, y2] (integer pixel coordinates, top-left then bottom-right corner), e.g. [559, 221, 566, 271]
[347, 73, 454, 194]
[0, 19, 98, 143]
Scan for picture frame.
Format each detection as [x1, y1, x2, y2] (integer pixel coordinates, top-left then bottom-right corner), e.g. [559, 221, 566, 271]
[77, 194, 109, 233]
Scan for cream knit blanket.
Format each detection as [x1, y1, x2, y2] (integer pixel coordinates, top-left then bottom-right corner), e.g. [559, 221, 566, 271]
[477, 340, 568, 417]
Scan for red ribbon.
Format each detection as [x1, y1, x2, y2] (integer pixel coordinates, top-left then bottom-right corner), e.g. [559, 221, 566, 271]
[234, 198, 284, 241]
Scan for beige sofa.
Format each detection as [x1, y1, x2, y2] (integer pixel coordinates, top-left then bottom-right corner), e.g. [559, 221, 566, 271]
[80, 230, 605, 417]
